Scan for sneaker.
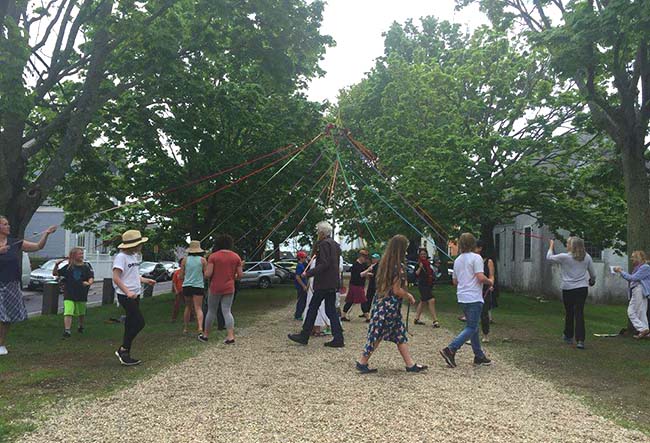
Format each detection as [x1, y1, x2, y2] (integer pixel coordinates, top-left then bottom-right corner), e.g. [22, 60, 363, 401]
[323, 327, 332, 335]
[562, 335, 573, 345]
[324, 340, 344, 348]
[197, 334, 208, 343]
[406, 363, 428, 373]
[440, 347, 457, 368]
[576, 341, 585, 349]
[63, 330, 71, 338]
[356, 361, 378, 374]
[474, 355, 492, 366]
[414, 319, 426, 325]
[432, 321, 441, 328]
[482, 336, 490, 343]
[115, 349, 141, 366]
[288, 333, 308, 345]
[77, 327, 84, 334]
[0, 346, 7, 356]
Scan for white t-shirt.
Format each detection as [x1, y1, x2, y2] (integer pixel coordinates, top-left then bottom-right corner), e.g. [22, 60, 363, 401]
[453, 252, 485, 303]
[112, 252, 142, 296]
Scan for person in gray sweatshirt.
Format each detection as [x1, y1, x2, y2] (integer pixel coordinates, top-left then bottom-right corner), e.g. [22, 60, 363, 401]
[547, 237, 596, 350]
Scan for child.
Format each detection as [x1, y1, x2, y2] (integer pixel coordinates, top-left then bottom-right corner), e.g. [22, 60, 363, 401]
[112, 230, 156, 366]
[54, 247, 94, 338]
[170, 259, 184, 322]
[440, 233, 493, 368]
[356, 235, 427, 374]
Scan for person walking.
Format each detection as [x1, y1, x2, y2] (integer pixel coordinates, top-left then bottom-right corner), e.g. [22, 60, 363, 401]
[475, 240, 497, 343]
[356, 235, 427, 374]
[294, 251, 309, 320]
[54, 247, 94, 338]
[440, 233, 493, 368]
[547, 237, 596, 350]
[340, 249, 372, 322]
[170, 259, 184, 322]
[360, 253, 380, 322]
[180, 240, 207, 334]
[112, 230, 156, 366]
[0, 216, 56, 356]
[413, 248, 440, 328]
[201, 235, 242, 344]
[615, 251, 650, 338]
[288, 221, 344, 347]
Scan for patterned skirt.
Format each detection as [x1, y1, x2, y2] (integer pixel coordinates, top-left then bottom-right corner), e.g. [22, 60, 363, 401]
[0, 281, 28, 323]
[363, 293, 407, 356]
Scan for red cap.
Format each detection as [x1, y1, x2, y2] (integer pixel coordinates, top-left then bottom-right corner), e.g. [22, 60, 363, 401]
[296, 251, 308, 259]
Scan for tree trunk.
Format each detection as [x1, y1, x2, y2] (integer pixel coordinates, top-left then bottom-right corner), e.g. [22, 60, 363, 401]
[619, 136, 650, 256]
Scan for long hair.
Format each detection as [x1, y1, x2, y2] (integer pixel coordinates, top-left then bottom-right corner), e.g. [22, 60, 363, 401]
[458, 233, 477, 254]
[567, 236, 586, 261]
[632, 250, 649, 265]
[376, 235, 408, 296]
[213, 234, 234, 252]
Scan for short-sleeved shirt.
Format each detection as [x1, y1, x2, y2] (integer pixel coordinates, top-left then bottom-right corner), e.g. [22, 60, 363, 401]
[453, 252, 485, 303]
[349, 261, 368, 287]
[208, 250, 241, 295]
[295, 261, 308, 289]
[172, 269, 183, 294]
[0, 237, 22, 283]
[112, 252, 142, 296]
[58, 263, 94, 302]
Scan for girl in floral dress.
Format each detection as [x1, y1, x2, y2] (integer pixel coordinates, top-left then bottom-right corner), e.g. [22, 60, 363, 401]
[356, 235, 428, 374]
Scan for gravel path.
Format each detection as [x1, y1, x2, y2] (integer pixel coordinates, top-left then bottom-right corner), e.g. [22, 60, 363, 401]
[23, 303, 649, 443]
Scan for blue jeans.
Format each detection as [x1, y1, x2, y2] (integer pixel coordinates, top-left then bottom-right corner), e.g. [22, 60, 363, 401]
[449, 302, 484, 357]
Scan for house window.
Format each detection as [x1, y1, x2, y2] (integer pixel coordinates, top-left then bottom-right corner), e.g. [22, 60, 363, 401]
[584, 241, 603, 261]
[524, 227, 532, 260]
[511, 231, 516, 261]
[494, 233, 501, 261]
[76, 233, 86, 248]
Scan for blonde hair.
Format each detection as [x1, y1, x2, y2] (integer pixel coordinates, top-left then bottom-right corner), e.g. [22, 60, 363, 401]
[376, 235, 408, 296]
[567, 236, 586, 261]
[631, 250, 649, 264]
[458, 233, 477, 254]
[69, 247, 84, 257]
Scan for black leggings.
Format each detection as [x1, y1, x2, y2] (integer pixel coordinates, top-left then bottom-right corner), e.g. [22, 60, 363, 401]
[118, 295, 145, 351]
[562, 287, 588, 342]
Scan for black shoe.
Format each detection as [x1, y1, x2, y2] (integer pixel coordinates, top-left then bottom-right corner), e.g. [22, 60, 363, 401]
[324, 340, 344, 348]
[62, 330, 71, 338]
[440, 347, 457, 368]
[198, 334, 208, 343]
[288, 333, 308, 345]
[358, 314, 366, 318]
[356, 361, 378, 374]
[224, 339, 235, 345]
[406, 363, 428, 373]
[340, 317, 350, 322]
[414, 319, 426, 325]
[115, 349, 141, 366]
[474, 355, 492, 366]
[77, 327, 84, 334]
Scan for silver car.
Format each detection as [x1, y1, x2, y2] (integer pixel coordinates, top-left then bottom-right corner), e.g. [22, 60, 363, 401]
[29, 258, 68, 290]
[241, 261, 280, 289]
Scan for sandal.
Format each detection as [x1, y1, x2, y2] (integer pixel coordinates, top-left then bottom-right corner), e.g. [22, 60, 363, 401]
[224, 339, 235, 345]
[406, 363, 428, 373]
[356, 361, 378, 374]
[414, 319, 426, 325]
[432, 321, 440, 328]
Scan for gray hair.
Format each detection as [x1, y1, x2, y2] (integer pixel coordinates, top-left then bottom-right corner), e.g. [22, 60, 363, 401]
[316, 221, 333, 238]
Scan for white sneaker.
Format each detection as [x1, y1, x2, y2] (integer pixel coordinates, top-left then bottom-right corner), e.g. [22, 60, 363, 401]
[0, 346, 8, 356]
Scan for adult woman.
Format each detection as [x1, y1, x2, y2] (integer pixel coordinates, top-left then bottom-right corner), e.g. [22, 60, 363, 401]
[201, 234, 242, 344]
[547, 237, 596, 350]
[341, 249, 372, 322]
[302, 253, 329, 335]
[615, 251, 650, 338]
[180, 240, 207, 334]
[413, 248, 440, 328]
[356, 235, 427, 374]
[0, 216, 56, 356]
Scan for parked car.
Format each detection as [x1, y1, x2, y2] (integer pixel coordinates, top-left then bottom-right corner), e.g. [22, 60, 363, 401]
[342, 261, 352, 272]
[161, 261, 180, 279]
[406, 260, 444, 285]
[273, 260, 298, 273]
[240, 261, 280, 289]
[139, 261, 169, 282]
[28, 258, 67, 290]
[21, 252, 32, 289]
[275, 266, 291, 283]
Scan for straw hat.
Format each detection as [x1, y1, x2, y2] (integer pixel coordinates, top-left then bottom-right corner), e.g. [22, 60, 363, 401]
[118, 230, 148, 249]
[187, 240, 204, 254]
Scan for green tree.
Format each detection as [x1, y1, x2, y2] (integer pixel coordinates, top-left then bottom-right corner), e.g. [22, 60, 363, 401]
[457, 0, 650, 254]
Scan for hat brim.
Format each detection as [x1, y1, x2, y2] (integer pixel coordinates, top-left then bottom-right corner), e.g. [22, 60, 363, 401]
[187, 247, 204, 254]
[118, 237, 149, 249]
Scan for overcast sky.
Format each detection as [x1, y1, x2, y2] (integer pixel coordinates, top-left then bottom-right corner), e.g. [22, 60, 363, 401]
[306, 0, 488, 103]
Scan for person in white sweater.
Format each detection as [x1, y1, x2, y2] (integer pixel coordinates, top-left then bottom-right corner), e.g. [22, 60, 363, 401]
[547, 237, 596, 350]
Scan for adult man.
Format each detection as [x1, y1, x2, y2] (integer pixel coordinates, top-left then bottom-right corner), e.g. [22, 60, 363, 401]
[288, 221, 344, 347]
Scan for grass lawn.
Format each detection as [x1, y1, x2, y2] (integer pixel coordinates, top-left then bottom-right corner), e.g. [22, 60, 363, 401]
[426, 284, 650, 434]
[0, 285, 296, 442]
